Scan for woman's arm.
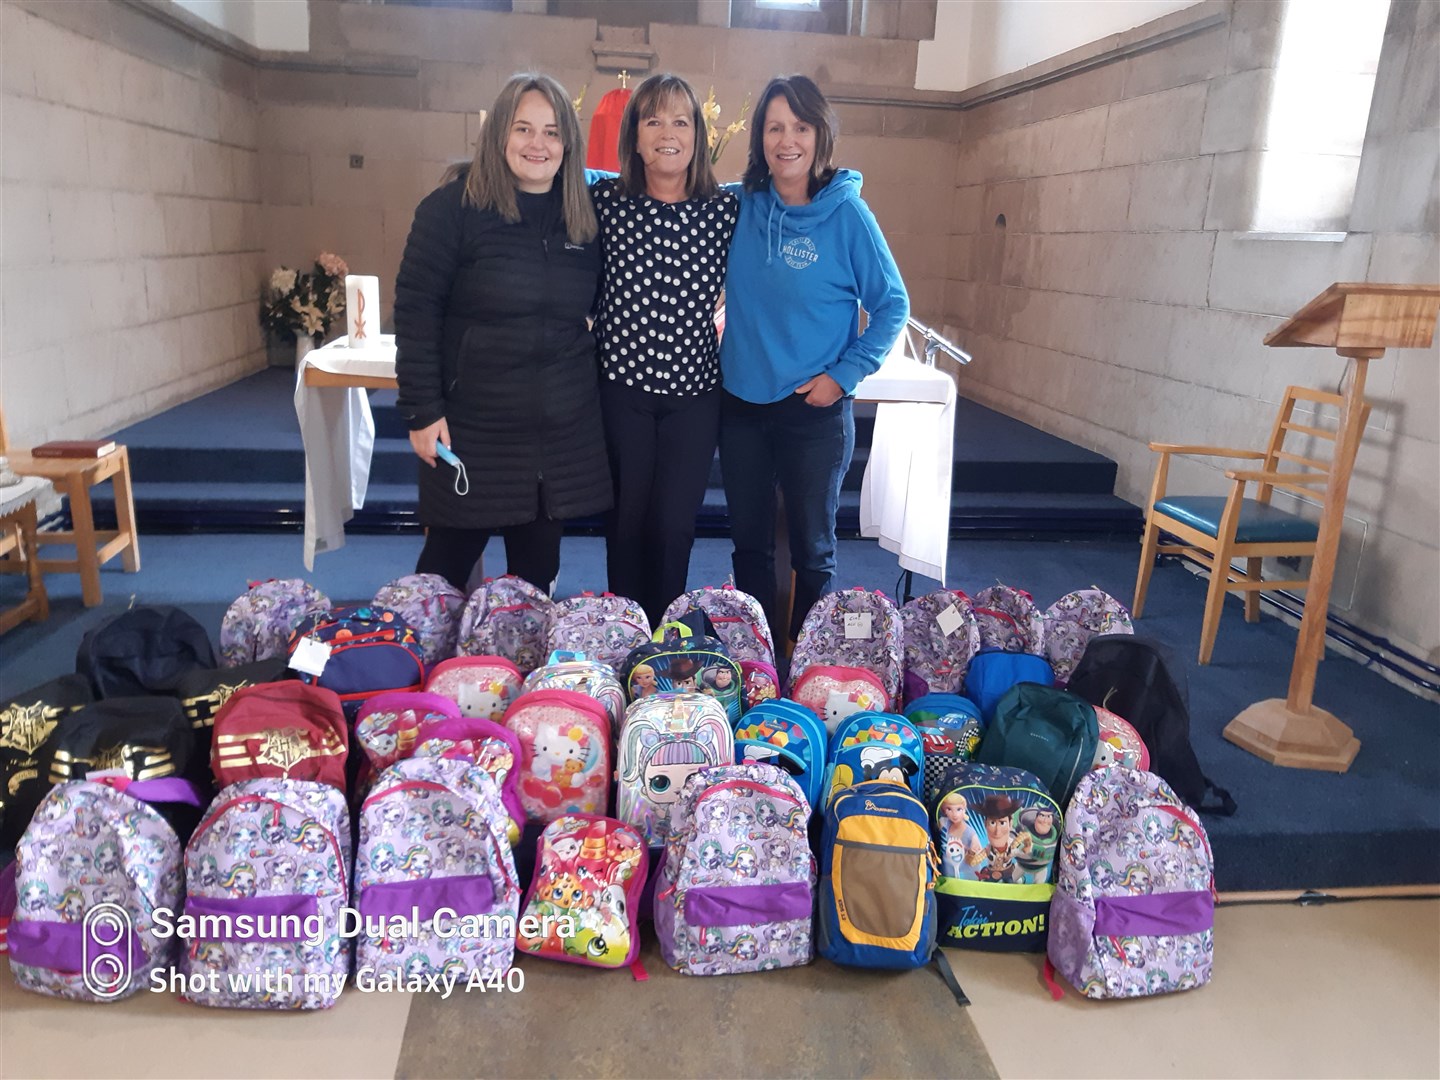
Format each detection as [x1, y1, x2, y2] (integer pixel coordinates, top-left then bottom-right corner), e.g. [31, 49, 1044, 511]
[826, 198, 910, 394]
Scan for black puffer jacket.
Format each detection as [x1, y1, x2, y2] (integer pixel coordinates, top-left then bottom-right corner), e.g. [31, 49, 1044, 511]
[393, 174, 613, 529]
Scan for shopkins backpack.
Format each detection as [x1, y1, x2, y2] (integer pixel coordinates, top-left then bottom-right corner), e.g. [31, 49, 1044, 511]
[220, 579, 331, 668]
[286, 606, 426, 720]
[413, 713, 526, 844]
[503, 690, 612, 824]
[517, 814, 648, 971]
[1043, 589, 1134, 686]
[662, 586, 777, 705]
[1092, 706, 1149, 771]
[547, 592, 652, 675]
[457, 575, 555, 675]
[210, 682, 350, 793]
[972, 584, 1045, 655]
[373, 573, 466, 667]
[355, 757, 520, 986]
[615, 694, 734, 849]
[180, 778, 352, 1009]
[522, 651, 626, 733]
[1048, 768, 1215, 999]
[975, 684, 1099, 808]
[8, 776, 198, 1002]
[732, 699, 829, 813]
[655, 762, 815, 976]
[822, 712, 924, 810]
[901, 589, 982, 705]
[624, 614, 743, 722]
[426, 656, 524, 721]
[788, 588, 903, 729]
[931, 763, 1061, 953]
[962, 649, 1056, 724]
[905, 694, 985, 807]
[354, 691, 460, 780]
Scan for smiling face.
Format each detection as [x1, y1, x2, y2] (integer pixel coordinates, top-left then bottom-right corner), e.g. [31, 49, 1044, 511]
[762, 94, 816, 201]
[636, 95, 696, 187]
[505, 89, 564, 194]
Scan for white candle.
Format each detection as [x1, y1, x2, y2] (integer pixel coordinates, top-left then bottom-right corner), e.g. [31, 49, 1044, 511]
[345, 275, 381, 348]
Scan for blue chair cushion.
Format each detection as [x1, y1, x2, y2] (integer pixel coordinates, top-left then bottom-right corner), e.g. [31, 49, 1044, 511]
[1153, 496, 1320, 544]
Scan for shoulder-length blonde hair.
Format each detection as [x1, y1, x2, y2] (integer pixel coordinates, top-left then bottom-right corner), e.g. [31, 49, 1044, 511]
[449, 72, 597, 245]
[615, 73, 719, 201]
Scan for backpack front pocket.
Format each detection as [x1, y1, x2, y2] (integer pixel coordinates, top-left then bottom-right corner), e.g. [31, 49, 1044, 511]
[833, 816, 929, 950]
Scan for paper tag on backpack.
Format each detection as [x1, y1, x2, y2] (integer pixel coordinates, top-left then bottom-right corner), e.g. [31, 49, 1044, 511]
[289, 636, 332, 677]
[936, 604, 965, 637]
[844, 612, 873, 639]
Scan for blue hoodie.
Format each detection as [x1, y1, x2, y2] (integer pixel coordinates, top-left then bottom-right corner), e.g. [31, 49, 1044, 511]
[720, 169, 909, 404]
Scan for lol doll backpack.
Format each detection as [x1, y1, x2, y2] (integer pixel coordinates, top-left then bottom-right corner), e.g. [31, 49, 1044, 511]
[413, 714, 526, 844]
[373, 573, 466, 667]
[426, 656, 524, 721]
[900, 589, 981, 705]
[655, 762, 815, 976]
[457, 575, 555, 675]
[1048, 768, 1215, 999]
[732, 699, 829, 814]
[286, 606, 426, 720]
[623, 615, 743, 722]
[219, 579, 331, 668]
[661, 585, 778, 708]
[615, 693, 733, 849]
[788, 588, 903, 729]
[503, 690, 612, 824]
[972, 584, 1046, 655]
[821, 712, 924, 810]
[547, 592, 652, 675]
[523, 651, 626, 733]
[1043, 589, 1134, 686]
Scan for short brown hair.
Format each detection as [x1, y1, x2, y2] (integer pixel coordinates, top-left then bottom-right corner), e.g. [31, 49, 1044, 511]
[616, 73, 718, 201]
[742, 74, 839, 197]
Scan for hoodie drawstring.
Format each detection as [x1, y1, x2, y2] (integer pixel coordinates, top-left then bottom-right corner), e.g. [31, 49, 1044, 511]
[764, 200, 790, 265]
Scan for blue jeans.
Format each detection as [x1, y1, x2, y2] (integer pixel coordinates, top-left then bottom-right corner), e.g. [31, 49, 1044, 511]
[719, 391, 855, 640]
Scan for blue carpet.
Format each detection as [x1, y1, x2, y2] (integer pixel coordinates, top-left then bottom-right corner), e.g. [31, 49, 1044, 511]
[3, 532, 1436, 892]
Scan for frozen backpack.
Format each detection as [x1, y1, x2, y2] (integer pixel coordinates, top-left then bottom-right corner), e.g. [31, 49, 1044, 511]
[932, 763, 1062, 953]
[1043, 589, 1134, 686]
[517, 814, 648, 971]
[354, 691, 459, 778]
[655, 762, 815, 976]
[426, 655, 524, 721]
[211, 682, 350, 793]
[822, 712, 924, 810]
[8, 776, 196, 1002]
[901, 589, 982, 705]
[732, 699, 829, 814]
[220, 579, 331, 668]
[374, 573, 466, 667]
[906, 694, 985, 807]
[962, 648, 1056, 724]
[547, 592, 652, 675]
[624, 615, 743, 722]
[975, 684, 1099, 808]
[789, 589, 903, 726]
[413, 714, 526, 844]
[1048, 768, 1215, 999]
[1093, 707, 1150, 771]
[615, 693, 734, 849]
[662, 585, 777, 705]
[77, 606, 217, 698]
[523, 651, 626, 733]
[355, 757, 519, 986]
[286, 606, 426, 720]
[457, 575, 555, 675]
[503, 690, 612, 824]
[972, 585, 1046, 655]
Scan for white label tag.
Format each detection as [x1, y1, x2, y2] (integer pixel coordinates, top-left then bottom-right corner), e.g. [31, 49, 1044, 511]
[936, 603, 965, 637]
[844, 612, 873, 640]
[289, 636, 331, 677]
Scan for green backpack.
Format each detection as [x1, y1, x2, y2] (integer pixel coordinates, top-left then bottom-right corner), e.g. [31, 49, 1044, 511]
[974, 684, 1098, 807]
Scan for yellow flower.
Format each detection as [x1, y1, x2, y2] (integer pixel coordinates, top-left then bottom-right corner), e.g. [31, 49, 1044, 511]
[704, 89, 750, 167]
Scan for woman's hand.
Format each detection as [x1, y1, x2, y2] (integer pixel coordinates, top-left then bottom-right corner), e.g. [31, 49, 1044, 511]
[410, 418, 451, 467]
[794, 373, 844, 407]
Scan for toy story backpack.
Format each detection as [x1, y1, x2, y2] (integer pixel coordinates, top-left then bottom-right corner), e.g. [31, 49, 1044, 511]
[623, 611, 743, 722]
[788, 588, 904, 731]
[615, 693, 733, 849]
[821, 712, 924, 810]
[732, 699, 829, 813]
[503, 690, 612, 824]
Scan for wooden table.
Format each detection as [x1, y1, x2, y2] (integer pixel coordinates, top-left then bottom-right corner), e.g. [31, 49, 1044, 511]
[0, 475, 55, 634]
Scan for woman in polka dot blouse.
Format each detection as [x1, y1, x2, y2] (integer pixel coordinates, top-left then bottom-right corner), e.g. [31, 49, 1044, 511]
[590, 74, 740, 625]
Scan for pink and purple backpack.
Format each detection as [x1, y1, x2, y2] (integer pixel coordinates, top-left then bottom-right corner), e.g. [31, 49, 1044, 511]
[901, 589, 982, 706]
[457, 576, 554, 675]
[547, 592, 651, 675]
[972, 584, 1046, 656]
[355, 691, 461, 780]
[788, 588, 903, 727]
[374, 573, 466, 667]
[503, 690, 613, 824]
[1043, 589, 1134, 686]
[662, 585, 777, 703]
[426, 656, 524, 721]
[219, 579, 331, 668]
[413, 714, 526, 844]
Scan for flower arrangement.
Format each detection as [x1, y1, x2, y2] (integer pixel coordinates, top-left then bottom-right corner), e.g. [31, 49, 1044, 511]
[702, 87, 751, 167]
[261, 252, 349, 344]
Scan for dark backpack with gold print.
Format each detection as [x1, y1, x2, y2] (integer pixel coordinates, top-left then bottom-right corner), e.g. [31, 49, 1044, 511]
[0, 675, 92, 847]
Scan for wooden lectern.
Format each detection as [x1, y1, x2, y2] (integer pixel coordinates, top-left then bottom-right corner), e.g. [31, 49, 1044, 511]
[1224, 283, 1440, 772]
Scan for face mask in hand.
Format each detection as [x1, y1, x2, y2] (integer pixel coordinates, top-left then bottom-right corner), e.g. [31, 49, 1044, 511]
[435, 443, 470, 496]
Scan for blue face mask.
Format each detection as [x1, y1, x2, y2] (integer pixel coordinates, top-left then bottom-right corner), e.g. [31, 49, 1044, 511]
[435, 443, 469, 496]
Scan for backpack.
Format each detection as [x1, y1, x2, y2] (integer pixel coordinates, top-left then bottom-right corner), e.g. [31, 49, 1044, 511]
[0, 674, 92, 848]
[1048, 768, 1215, 998]
[219, 580, 331, 668]
[180, 778, 352, 1009]
[822, 712, 924, 810]
[655, 762, 815, 976]
[732, 699, 829, 814]
[8, 776, 195, 1001]
[517, 814, 648, 970]
[354, 691, 460, 778]
[286, 606, 426, 720]
[905, 694, 984, 807]
[547, 592, 652, 675]
[175, 657, 288, 773]
[615, 693, 734, 849]
[77, 606, 217, 698]
[624, 615, 742, 723]
[1093, 706, 1150, 771]
[739, 659, 781, 711]
[972, 585, 1045, 655]
[457, 575, 555, 675]
[522, 651, 626, 733]
[413, 714, 526, 844]
[1043, 589, 1134, 686]
[975, 684, 1099, 808]
[962, 649, 1056, 723]
[932, 763, 1062, 953]
[1066, 635, 1235, 815]
[373, 573, 466, 667]
[901, 589, 981, 705]
[210, 682, 349, 793]
[789, 588, 904, 719]
[503, 690, 613, 824]
[425, 655, 524, 721]
[661, 585, 775, 666]
[355, 757, 520, 986]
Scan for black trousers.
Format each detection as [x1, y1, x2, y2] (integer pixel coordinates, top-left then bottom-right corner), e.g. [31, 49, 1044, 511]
[600, 381, 721, 625]
[416, 519, 564, 595]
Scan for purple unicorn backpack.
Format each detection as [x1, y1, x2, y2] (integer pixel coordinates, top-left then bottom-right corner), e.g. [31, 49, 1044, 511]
[1043, 589, 1135, 687]
[1047, 768, 1215, 1000]
[355, 756, 520, 987]
[547, 592, 652, 675]
[655, 762, 815, 976]
[662, 585, 779, 708]
[8, 776, 196, 1002]
[374, 573, 466, 667]
[219, 579, 331, 668]
[788, 588, 903, 730]
[972, 584, 1046, 656]
[180, 778, 352, 1009]
[901, 589, 982, 706]
[457, 575, 555, 676]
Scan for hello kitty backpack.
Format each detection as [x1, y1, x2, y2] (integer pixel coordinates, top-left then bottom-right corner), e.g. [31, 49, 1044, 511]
[425, 656, 525, 721]
[522, 651, 627, 734]
[502, 690, 612, 824]
[615, 694, 734, 849]
[1047, 768, 1215, 999]
[374, 573, 466, 667]
[1043, 589, 1135, 686]
[457, 576, 555, 675]
[219, 579, 331, 667]
[901, 589, 982, 705]
[788, 588, 903, 728]
[972, 584, 1046, 656]
[547, 592, 652, 675]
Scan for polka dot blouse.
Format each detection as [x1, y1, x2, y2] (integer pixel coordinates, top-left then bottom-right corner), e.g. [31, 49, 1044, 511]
[592, 178, 740, 396]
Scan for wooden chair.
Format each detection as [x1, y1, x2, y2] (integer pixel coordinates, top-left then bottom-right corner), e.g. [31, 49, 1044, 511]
[1132, 384, 1368, 665]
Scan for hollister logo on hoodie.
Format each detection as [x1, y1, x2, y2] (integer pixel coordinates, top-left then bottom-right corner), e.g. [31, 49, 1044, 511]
[782, 236, 818, 269]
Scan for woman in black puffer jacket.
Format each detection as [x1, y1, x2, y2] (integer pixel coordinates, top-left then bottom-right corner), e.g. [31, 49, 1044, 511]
[394, 72, 611, 593]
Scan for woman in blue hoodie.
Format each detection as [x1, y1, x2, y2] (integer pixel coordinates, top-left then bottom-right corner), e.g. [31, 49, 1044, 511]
[718, 75, 909, 644]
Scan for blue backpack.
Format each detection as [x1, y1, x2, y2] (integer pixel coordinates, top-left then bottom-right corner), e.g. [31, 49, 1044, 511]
[286, 606, 427, 720]
[732, 698, 828, 812]
[962, 649, 1055, 723]
[822, 712, 924, 810]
